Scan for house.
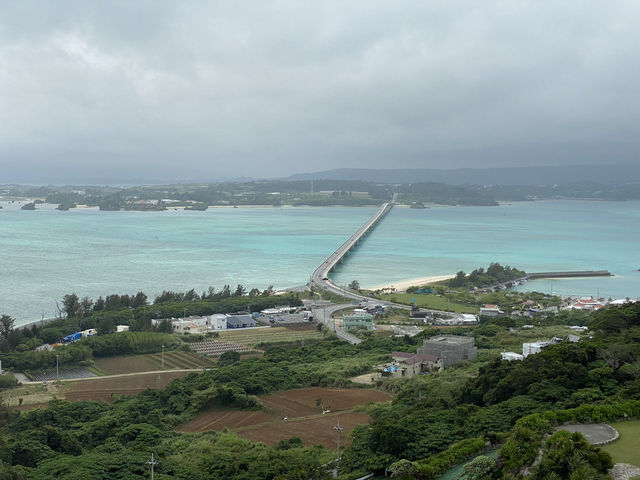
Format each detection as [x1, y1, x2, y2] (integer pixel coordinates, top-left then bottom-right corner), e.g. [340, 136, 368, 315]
[209, 314, 228, 331]
[226, 315, 258, 329]
[501, 352, 524, 361]
[460, 314, 479, 325]
[418, 335, 477, 367]
[389, 351, 442, 377]
[568, 297, 605, 311]
[342, 312, 374, 332]
[377, 351, 442, 378]
[479, 305, 504, 317]
[172, 319, 203, 334]
[116, 325, 130, 333]
[569, 326, 588, 332]
[35, 343, 53, 352]
[522, 341, 550, 357]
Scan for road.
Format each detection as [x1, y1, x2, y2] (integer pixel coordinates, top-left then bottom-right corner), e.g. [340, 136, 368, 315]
[312, 303, 362, 344]
[309, 201, 463, 329]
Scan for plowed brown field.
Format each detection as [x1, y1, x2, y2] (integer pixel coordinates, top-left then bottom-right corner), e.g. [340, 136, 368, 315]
[65, 371, 191, 402]
[178, 387, 392, 449]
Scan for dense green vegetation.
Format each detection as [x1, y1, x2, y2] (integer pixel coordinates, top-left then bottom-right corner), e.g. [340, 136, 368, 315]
[0, 287, 302, 372]
[5, 178, 640, 212]
[0, 300, 638, 478]
[447, 263, 526, 289]
[0, 336, 418, 479]
[340, 302, 640, 478]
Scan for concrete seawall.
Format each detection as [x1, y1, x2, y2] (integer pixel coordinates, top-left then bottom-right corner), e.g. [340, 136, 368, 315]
[528, 270, 612, 279]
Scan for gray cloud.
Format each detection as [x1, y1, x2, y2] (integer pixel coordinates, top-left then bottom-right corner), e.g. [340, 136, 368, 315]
[1, 1, 639, 183]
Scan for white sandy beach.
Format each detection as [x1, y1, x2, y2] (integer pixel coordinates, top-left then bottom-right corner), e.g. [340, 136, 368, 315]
[364, 274, 454, 292]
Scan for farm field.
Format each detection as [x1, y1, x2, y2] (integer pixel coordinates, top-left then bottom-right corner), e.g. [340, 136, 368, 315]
[217, 326, 324, 346]
[601, 420, 640, 466]
[64, 371, 192, 402]
[29, 367, 97, 381]
[94, 351, 217, 374]
[178, 387, 392, 449]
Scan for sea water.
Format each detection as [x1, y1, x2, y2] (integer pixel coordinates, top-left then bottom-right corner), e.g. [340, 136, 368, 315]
[1, 200, 639, 325]
[332, 200, 640, 300]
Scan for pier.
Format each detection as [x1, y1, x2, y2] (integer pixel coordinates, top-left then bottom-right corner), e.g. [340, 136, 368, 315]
[527, 270, 612, 280]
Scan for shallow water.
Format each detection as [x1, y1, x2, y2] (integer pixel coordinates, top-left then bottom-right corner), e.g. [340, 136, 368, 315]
[2, 200, 639, 325]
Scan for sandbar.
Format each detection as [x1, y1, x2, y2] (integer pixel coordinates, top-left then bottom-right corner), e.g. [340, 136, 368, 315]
[364, 275, 454, 292]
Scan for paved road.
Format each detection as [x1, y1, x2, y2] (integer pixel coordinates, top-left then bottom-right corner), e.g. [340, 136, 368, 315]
[309, 201, 463, 328]
[312, 303, 362, 344]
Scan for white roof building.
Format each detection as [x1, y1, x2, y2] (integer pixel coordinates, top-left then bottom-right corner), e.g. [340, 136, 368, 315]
[501, 352, 524, 361]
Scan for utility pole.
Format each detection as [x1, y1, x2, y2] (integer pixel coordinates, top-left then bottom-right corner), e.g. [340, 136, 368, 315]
[56, 354, 59, 380]
[146, 453, 158, 480]
[161, 345, 165, 369]
[333, 420, 344, 465]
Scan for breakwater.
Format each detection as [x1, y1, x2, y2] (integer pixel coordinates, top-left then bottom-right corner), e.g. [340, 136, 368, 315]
[527, 270, 612, 280]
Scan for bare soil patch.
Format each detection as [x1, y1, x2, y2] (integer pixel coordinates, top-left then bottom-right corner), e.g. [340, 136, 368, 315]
[177, 410, 274, 433]
[178, 387, 391, 448]
[238, 411, 372, 449]
[94, 355, 157, 375]
[64, 371, 191, 403]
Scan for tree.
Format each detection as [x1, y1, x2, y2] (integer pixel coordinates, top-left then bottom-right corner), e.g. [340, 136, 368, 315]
[348, 280, 360, 291]
[462, 455, 495, 480]
[234, 284, 246, 297]
[62, 293, 80, 318]
[218, 350, 240, 367]
[0, 315, 15, 351]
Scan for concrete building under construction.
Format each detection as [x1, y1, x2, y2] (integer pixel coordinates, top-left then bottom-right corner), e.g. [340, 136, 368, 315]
[418, 335, 477, 367]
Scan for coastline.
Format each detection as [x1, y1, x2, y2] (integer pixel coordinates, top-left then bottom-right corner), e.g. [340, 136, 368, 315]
[364, 275, 454, 292]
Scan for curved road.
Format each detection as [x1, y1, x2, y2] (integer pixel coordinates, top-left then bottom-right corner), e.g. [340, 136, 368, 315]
[309, 203, 462, 344]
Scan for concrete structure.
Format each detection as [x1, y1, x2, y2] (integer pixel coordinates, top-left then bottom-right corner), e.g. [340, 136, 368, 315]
[501, 351, 524, 361]
[210, 314, 228, 331]
[226, 315, 258, 329]
[570, 325, 588, 332]
[36, 343, 53, 352]
[522, 341, 550, 357]
[116, 325, 130, 333]
[479, 305, 504, 317]
[418, 335, 477, 367]
[378, 351, 442, 378]
[342, 312, 374, 332]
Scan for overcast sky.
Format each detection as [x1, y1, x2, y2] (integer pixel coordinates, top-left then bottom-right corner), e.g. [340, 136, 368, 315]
[1, 1, 639, 183]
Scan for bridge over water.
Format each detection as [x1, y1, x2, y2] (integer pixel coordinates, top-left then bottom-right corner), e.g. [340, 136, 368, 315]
[310, 202, 392, 299]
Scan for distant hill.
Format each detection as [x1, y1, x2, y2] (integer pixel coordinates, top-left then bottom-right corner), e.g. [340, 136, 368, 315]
[285, 164, 640, 185]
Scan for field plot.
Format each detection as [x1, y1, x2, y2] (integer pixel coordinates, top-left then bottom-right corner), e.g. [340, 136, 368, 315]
[64, 371, 191, 402]
[239, 411, 372, 449]
[178, 387, 392, 449]
[29, 367, 97, 381]
[189, 340, 252, 357]
[217, 326, 323, 346]
[95, 351, 216, 374]
[178, 410, 274, 433]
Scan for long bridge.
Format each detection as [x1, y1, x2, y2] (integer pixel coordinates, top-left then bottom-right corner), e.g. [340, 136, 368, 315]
[310, 202, 392, 299]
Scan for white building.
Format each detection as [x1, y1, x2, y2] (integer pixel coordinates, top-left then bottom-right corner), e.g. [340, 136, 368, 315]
[501, 352, 524, 361]
[522, 341, 550, 357]
[569, 326, 588, 332]
[116, 325, 130, 333]
[479, 306, 504, 317]
[209, 314, 228, 331]
[460, 314, 478, 324]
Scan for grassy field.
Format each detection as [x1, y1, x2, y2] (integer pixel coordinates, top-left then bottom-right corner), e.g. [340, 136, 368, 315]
[377, 293, 478, 313]
[217, 326, 324, 347]
[0, 383, 53, 407]
[601, 420, 640, 466]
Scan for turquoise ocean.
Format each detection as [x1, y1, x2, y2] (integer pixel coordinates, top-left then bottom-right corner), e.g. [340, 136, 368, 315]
[1, 200, 639, 326]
